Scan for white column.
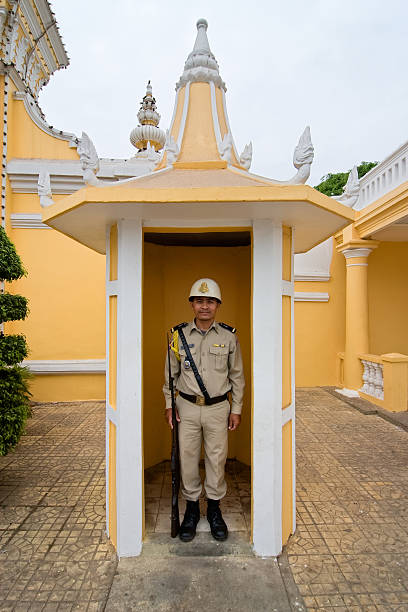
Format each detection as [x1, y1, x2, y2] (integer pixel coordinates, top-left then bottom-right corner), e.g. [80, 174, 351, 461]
[116, 219, 143, 556]
[252, 220, 282, 556]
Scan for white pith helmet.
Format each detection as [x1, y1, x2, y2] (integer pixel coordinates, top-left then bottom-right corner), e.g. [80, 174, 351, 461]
[189, 278, 222, 303]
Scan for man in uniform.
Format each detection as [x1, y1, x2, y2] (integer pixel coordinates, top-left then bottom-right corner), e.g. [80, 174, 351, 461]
[163, 278, 245, 542]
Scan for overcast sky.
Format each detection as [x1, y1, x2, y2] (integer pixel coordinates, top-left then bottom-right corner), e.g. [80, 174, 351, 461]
[40, 0, 408, 186]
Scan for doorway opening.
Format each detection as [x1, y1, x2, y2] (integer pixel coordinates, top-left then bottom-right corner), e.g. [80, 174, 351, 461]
[142, 229, 252, 540]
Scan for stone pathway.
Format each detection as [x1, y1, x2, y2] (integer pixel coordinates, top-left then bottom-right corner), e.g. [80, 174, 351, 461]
[0, 401, 116, 611]
[1, 389, 408, 610]
[287, 388, 408, 611]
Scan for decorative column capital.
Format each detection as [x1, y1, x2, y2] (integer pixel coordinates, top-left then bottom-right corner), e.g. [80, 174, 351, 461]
[337, 239, 379, 259]
[342, 247, 373, 260]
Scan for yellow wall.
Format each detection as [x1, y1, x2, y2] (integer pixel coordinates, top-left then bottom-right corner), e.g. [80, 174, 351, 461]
[7, 82, 78, 160]
[142, 240, 251, 469]
[368, 241, 408, 356]
[295, 241, 346, 386]
[3, 76, 106, 402]
[6, 227, 106, 401]
[28, 374, 105, 402]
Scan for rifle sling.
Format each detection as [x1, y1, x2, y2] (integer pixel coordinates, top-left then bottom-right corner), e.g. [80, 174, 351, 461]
[177, 327, 212, 404]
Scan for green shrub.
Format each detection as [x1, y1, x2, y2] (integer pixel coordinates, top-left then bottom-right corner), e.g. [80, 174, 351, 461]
[315, 161, 378, 196]
[0, 293, 28, 323]
[0, 334, 28, 366]
[0, 226, 26, 281]
[0, 229, 31, 455]
[0, 366, 32, 455]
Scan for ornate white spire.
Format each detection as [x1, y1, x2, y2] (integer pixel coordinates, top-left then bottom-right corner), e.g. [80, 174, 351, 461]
[176, 18, 226, 91]
[130, 81, 166, 152]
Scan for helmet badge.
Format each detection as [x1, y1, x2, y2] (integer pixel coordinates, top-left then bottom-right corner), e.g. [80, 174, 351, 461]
[198, 282, 209, 294]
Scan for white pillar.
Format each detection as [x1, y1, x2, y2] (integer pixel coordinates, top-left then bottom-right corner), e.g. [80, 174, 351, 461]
[115, 219, 143, 557]
[252, 220, 282, 556]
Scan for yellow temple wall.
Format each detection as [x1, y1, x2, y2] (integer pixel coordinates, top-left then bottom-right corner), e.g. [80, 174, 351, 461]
[142, 241, 251, 469]
[3, 84, 106, 401]
[368, 241, 408, 356]
[7, 82, 78, 160]
[294, 244, 346, 386]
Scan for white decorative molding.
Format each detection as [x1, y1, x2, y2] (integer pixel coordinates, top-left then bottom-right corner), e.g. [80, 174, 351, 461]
[294, 292, 329, 302]
[333, 165, 360, 209]
[210, 80, 222, 150]
[28, 58, 41, 92]
[22, 359, 106, 374]
[289, 126, 314, 184]
[294, 238, 333, 282]
[267, 127, 314, 186]
[20, 0, 68, 72]
[342, 247, 373, 259]
[37, 171, 54, 208]
[219, 132, 233, 164]
[239, 142, 252, 170]
[10, 213, 50, 229]
[176, 81, 190, 150]
[7, 20, 20, 63]
[30, 0, 69, 67]
[14, 36, 29, 72]
[282, 403, 295, 425]
[0, 7, 8, 38]
[77, 132, 101, 186]
[294, 273, 330, 282]
[165, 130, 180, 165]
[281, 280, 293, 297]
[176, 19, 226, 92]
[7, 157, 155, 194]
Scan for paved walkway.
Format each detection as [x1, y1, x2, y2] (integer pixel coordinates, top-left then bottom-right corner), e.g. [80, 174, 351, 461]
[0, 401, 116, 611]
[287, 388, 408, 611]
[0, 389, 407, 610]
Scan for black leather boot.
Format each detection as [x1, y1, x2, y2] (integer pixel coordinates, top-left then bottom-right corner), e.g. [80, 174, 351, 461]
[207, 498, 228, 541]
[179, 500, 200, 542]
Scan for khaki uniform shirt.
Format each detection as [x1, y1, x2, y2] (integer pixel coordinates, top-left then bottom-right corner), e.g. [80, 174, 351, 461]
[163, 320, 245, 415]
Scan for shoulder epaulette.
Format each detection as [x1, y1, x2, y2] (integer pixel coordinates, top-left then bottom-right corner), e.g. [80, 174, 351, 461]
[171, 322, 188, 333]
[219, 322, 236, 334]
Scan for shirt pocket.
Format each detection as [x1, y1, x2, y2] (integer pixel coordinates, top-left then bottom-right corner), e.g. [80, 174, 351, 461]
[179, 345, 196, 370]
[209, 345, 229, 371]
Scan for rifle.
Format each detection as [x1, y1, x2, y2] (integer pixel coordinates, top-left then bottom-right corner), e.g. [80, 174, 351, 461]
[167, 332, 180, 537]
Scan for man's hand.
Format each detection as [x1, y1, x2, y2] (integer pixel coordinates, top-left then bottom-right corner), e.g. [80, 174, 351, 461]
[228, 413, 241, 431]
[165, 408, 180, 429]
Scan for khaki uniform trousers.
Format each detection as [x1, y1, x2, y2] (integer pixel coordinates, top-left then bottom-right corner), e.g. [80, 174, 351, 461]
[176, 394, 230, 501]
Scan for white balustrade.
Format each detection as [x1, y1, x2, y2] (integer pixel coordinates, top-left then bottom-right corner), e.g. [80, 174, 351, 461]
[360, 357, 384, 400]
[355, 140, 408, 210]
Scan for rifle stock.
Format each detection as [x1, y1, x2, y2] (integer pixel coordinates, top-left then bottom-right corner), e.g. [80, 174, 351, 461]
[167, 332, 180, 537]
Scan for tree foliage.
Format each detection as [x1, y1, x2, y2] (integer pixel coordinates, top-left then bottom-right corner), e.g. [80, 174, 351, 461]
[315, 161, 378, 196]
[0, 229, 31, 455]
[0, 227, 26, 281]
[0, 334, 28, 366]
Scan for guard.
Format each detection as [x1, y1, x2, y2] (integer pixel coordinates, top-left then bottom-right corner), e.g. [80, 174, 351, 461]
[163, 278, 245, 542]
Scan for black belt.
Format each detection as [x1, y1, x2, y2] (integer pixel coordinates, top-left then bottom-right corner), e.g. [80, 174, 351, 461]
[179, 391, 229, 406]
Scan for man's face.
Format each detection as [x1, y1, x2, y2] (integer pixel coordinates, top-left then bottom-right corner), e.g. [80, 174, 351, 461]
[191, 297, 219, 322]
